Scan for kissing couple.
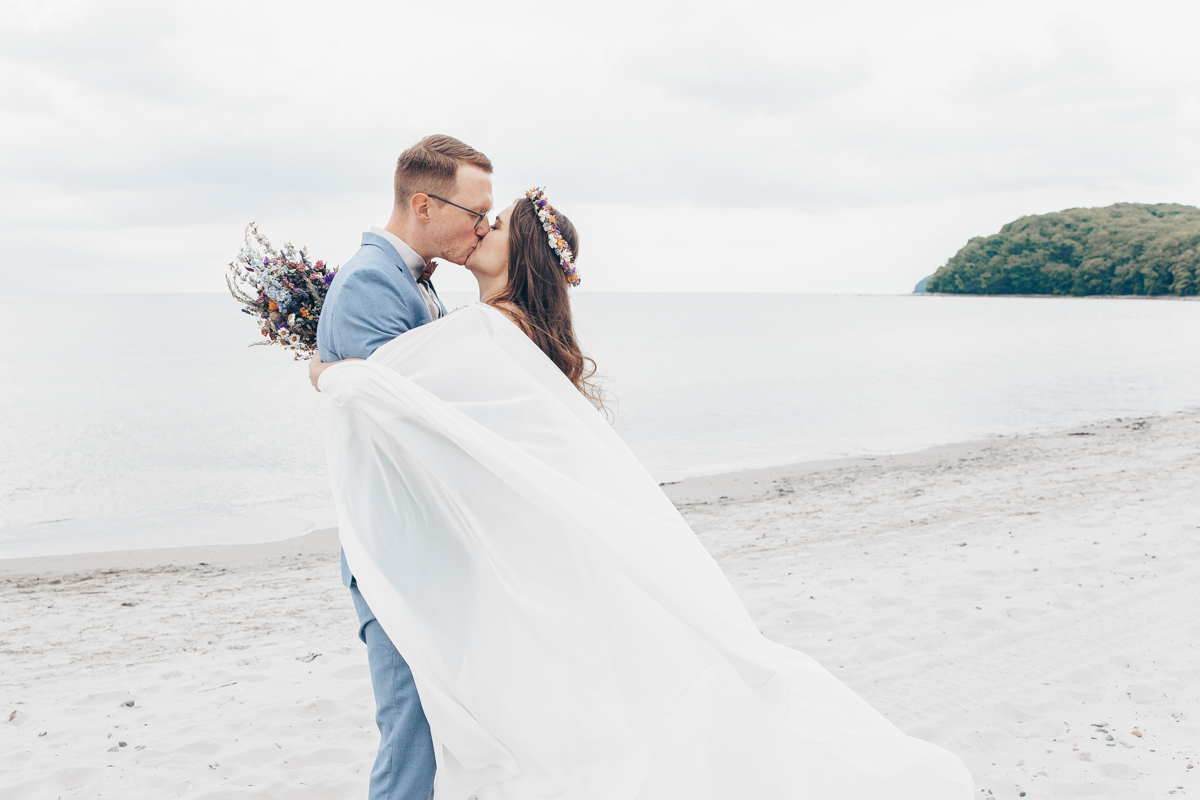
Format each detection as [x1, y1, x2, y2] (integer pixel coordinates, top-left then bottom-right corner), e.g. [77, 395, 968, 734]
[308, 135, 972, 799]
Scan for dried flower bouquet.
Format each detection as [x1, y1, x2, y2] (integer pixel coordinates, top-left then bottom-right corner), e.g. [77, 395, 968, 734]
[226, 223, 337, 359]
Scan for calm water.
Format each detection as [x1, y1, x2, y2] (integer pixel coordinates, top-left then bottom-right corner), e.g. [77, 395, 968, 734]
[2, 292, 1198, 558]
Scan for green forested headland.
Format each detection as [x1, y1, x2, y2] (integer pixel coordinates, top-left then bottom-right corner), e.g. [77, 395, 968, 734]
[925, 203, 1200, 296]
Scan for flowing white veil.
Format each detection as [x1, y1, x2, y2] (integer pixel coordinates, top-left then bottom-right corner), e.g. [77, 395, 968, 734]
[320, 303, 972, 800]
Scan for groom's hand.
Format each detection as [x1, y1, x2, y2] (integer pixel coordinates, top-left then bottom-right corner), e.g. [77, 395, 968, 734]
[308, 355, 326, 391]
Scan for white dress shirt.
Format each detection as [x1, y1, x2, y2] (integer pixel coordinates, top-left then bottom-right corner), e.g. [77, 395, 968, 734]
[370, 226, 442, 321]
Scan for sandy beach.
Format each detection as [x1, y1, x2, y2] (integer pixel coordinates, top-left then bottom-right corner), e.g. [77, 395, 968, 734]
[2, 410, 1198, 799]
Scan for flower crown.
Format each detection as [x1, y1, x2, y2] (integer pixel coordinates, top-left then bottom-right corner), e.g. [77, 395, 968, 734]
[526, 187, 580, 287]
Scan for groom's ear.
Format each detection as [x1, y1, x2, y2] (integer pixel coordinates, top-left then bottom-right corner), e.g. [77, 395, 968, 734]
[409, 193, 433, 222]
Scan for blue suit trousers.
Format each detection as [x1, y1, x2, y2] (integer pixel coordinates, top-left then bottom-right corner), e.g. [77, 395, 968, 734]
[350, 580, 437, 800]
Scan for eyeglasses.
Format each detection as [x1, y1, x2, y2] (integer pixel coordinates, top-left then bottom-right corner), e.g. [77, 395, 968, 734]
[427, 194, 492, 229]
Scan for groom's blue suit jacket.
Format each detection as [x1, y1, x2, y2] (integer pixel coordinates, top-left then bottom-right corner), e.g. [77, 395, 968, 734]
[317, 231, 445, 587]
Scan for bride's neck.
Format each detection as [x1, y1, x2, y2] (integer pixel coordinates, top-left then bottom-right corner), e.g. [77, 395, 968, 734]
[475, 274, 509, 304]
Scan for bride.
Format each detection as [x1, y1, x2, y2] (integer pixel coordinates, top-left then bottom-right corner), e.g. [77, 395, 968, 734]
[309, 189, 972, 799]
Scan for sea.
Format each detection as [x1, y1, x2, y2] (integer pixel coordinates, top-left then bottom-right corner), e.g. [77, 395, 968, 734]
[3, 292, 1199, 559]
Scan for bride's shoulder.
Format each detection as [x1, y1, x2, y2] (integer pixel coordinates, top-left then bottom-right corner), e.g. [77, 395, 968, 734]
[486, 301, 523, 324]
[448, 300, 520, 326]
[441, 301, 511, 331]
[442, 302, 530, 341]
[444, 301, 488, 319]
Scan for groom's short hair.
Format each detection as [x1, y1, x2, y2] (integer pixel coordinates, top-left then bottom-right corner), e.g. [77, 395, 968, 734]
[395, 134, 493, 209]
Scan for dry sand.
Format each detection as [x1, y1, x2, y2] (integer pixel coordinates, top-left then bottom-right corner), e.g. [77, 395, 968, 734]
[2, 411, 1198, 799]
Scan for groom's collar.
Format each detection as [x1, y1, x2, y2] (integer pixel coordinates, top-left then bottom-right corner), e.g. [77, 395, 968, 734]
[369, 226, 426, 282]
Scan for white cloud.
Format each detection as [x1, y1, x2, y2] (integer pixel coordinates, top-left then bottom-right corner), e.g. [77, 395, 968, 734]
[1, 0, 1199, 293]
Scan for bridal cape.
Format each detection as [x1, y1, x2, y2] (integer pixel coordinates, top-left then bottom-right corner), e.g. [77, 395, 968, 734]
[320, 303, 972, 800]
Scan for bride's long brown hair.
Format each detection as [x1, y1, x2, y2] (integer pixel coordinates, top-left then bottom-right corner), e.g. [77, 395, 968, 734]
[486, 198, 604, 409]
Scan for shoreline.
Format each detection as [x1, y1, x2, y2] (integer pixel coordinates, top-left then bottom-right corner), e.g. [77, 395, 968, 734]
[659, 408, 1188, 506]
[2, 407, 1192, 577]
[0, 527, 340, 579]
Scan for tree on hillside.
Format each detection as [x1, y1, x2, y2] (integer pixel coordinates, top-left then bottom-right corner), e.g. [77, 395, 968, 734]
[925, 203, 1200, 296]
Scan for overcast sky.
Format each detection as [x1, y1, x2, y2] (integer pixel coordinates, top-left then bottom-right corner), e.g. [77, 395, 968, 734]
[3, 0, 1199, 294]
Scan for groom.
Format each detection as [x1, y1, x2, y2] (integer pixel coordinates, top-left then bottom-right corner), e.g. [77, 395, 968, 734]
[316, 134, 494, 799]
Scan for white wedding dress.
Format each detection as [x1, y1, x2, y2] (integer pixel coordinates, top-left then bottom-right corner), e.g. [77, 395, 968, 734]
[320, 303, 972, 800]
